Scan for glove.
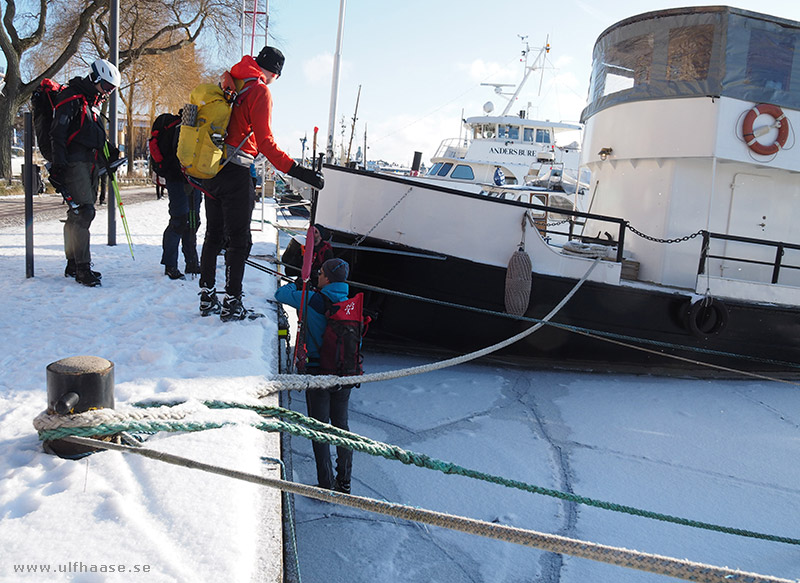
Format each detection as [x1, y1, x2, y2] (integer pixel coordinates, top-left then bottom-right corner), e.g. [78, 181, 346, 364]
[287, 162, 324, 190]
[99, 143, 126, 176]
[48, 164, 67, 192]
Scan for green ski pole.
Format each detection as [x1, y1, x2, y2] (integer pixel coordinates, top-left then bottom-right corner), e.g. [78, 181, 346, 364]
[104, 144, 134, 260]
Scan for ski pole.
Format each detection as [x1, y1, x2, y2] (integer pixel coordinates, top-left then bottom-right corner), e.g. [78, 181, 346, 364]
[105, 144, 134, 260]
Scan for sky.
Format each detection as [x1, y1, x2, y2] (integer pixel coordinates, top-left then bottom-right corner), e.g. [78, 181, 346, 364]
[254, 0, 800, 166]
[0, 193, 797, 582]
[4, 0, 800, 166]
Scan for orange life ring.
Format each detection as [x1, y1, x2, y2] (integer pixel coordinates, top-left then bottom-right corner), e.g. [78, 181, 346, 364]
[742, 103, 789, 156]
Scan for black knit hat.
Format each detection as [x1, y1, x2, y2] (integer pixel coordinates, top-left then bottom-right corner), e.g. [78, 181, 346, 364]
[255, 46, 285, 76]
[322, 258, 349, 283]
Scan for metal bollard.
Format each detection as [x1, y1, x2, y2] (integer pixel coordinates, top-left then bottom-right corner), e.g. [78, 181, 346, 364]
[44, 356, 115, 459]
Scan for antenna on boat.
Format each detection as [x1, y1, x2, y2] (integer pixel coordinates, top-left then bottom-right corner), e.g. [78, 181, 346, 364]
[489, 35, 551, 116]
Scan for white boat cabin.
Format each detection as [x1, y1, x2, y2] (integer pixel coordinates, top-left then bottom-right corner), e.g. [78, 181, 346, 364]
[579, 6, 800, 305]
[426, 114, 584, 190]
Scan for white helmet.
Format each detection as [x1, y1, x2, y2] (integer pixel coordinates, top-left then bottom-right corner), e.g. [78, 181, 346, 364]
[89, 59, 121, 91]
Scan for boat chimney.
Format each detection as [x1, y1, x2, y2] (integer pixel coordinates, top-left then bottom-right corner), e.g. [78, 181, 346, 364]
[519, 110, 526, 119]
[411, 151, 422, 176]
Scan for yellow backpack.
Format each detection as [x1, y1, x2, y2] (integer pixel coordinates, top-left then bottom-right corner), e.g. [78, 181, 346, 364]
[177, 73, 257, 179]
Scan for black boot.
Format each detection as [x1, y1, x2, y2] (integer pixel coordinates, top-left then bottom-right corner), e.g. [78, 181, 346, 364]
[165, 265, 185, 280]
[199, 288, 221, 316]
[220, 294, 264, 322]
[75, 264, 102, 287]
[65, 259, 101, 280]
[184, 262, 201, 275]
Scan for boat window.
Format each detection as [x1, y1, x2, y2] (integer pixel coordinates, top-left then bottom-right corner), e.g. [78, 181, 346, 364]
[475, 123, 496, 139]
[523, 128, 535, 142]
[427, 163, 443, 176]
[498, 125, 520, 140]
[536, 129, 551, 143]
[667, 25, 713, 81]
[598, 33, 654, 98]
[437, 163, 453, 177]
[450, 165, 475, 180]
[747, 28, 794, 91]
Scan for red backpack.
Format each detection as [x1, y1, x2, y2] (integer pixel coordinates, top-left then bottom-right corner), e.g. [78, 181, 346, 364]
[319, 293, 371, 377]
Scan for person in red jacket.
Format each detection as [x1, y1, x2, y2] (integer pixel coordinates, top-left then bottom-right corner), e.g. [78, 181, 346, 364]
[198, 46, 324, 321]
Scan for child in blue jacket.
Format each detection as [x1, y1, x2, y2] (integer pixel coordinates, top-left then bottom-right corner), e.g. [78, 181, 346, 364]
[274, 258, 353, 492]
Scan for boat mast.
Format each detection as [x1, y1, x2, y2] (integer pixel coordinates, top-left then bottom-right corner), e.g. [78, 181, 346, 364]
[326, 0, 347, 165]
[500, 36, 549, 116]
[346, 84, 361, 165]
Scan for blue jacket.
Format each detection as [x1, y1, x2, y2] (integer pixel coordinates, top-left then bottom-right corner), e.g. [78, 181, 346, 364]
[275, 281, 349, 361]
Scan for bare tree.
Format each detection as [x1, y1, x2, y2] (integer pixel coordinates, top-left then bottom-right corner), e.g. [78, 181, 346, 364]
[0, 0, 240, 179]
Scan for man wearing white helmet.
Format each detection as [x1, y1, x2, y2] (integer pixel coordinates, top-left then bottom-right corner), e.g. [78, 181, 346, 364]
[49, 58, 120, 287]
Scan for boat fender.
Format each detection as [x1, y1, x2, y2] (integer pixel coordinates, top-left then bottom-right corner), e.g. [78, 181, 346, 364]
[741, 103, 789, 156]
[685, 297, 729, 339]
[505, 248, 532, 316]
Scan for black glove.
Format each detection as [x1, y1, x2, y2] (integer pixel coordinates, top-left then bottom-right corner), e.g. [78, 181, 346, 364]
[287, 162, 324, 190]
[99, 143, 126, 176]
[48, 164, 67, 192]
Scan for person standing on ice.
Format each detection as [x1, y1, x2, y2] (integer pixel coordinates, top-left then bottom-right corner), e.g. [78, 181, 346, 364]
[275, 258, 354, 493]
[49, 59, 120, 287]
[198, 46, 324, 321]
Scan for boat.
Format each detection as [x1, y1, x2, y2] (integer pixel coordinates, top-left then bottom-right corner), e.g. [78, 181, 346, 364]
[311, 6, 800, 376]
[412, 39, 589, 200]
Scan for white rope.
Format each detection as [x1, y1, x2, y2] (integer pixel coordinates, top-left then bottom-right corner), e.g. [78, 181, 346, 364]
[63, 435, 796, 583]
[32, 401, 258, 432]
[258, 258, 600, 396]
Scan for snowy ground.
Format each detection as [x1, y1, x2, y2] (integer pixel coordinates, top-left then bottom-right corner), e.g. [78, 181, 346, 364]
[1, 191, 799, 583]
[0, 192, 283, 583]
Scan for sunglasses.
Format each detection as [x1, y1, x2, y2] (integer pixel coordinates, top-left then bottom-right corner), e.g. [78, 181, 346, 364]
[99, 80, 116, 94]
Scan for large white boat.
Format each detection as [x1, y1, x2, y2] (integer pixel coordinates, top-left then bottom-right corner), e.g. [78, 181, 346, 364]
[313, 6, 800, 376]
[414, 40, 588, 198]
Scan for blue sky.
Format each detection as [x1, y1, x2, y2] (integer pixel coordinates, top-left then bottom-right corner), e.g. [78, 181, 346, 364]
[258, 0, 800, 165]
[7, 0, 800, 165]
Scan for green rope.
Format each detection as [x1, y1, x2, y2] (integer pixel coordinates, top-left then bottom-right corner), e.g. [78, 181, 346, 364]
[38, 399, 800, 547]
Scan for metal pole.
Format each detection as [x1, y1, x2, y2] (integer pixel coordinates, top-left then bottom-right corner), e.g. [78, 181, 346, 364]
[326, 0, 346, 164]
[107, 0, 119, 246]
[24, 112, 34, 278]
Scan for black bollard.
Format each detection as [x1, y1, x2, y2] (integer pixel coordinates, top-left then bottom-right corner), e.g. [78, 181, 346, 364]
[44, 356, 115, 459]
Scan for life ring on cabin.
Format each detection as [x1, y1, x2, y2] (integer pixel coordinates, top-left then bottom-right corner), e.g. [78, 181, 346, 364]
[684, 297, 729, 339]
[741, 103, 789, 156]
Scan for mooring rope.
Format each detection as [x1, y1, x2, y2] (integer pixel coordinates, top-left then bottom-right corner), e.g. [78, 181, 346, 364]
[263, 258, 601, 394]
[58, 435, 797, 583]
[341, 279, 800, 384]
[33, 400, 800, 547]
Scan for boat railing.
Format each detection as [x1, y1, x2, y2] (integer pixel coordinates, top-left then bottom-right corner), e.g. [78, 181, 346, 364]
[526, 202, 627, 263]
[698, 231, 800, 285]
[433, 138, 469, 160]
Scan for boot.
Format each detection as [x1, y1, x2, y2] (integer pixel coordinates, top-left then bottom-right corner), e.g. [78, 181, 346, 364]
[220, 294, 264, 322]
[75, 263, 102, 287]
[164, 265, 185, 280]
[65, 259, 101, 280]
[334, 477, 351, 494]
[184, 262, 201, 275]
[199, 287, 221, 316]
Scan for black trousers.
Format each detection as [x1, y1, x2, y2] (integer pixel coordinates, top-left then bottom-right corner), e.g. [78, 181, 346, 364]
[199, 163, 255, 297]
[306, 386, 353, 489]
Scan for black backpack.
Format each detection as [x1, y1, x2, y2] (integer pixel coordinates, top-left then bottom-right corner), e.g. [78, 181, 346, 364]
[148, 112, 181, 179]
[318, 292, 370, 377]
[31, 79, 66, 162]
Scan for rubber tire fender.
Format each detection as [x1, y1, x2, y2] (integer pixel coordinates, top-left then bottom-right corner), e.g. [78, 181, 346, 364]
[685, 297, 729, 339]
